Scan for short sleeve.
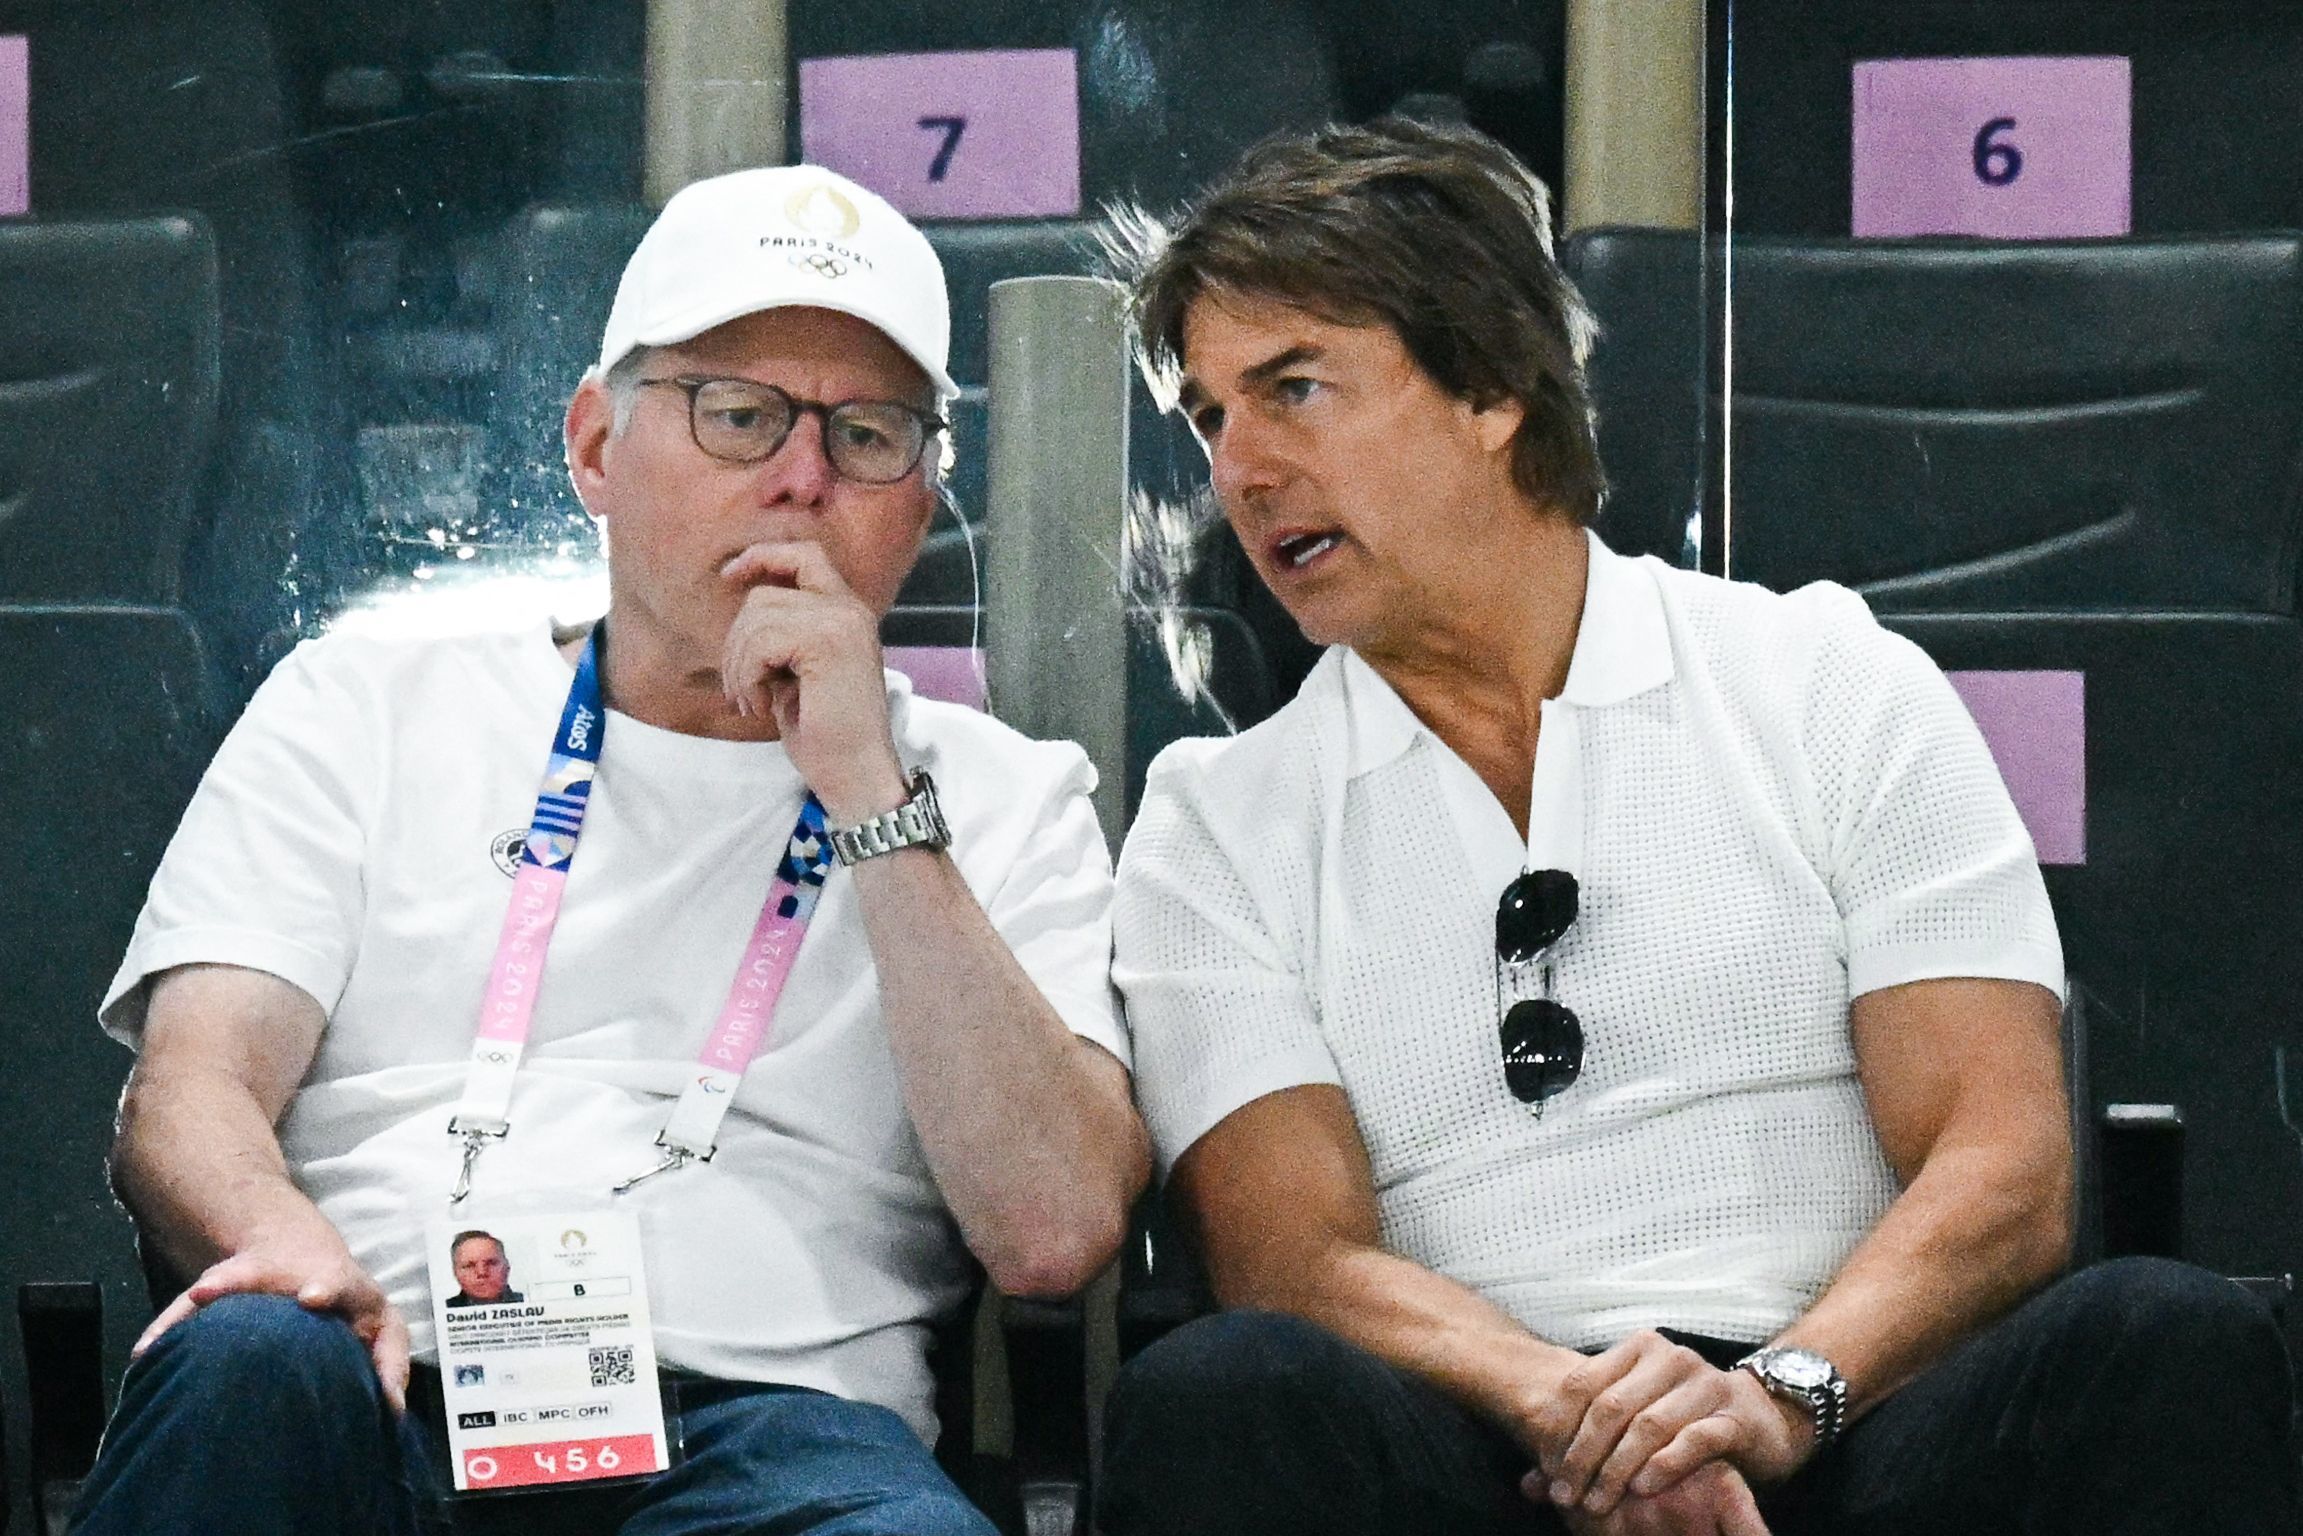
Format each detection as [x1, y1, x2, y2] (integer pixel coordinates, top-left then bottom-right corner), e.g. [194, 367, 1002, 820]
[981, 752, 1131, 1070]
[1113, 750, 1341, 1175]
[1798, 588, 2065, 1001]
[99, 640, 375, 1044]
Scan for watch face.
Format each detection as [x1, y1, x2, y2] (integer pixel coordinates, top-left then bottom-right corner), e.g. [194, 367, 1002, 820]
[1772, 1350, 1834, 1391]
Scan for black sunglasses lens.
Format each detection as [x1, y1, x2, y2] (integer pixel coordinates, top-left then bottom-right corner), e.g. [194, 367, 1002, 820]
[1496, 869, 1580, 964]
[1500, 998, 1583, 1103]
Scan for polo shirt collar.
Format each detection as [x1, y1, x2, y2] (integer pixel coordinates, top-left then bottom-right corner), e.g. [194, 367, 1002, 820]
[1337, 527, 1676, 778]
[1559, 526, 1676, 708]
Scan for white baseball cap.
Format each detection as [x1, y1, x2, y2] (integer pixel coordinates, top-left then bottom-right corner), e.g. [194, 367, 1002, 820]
[595, 163, 958, 400]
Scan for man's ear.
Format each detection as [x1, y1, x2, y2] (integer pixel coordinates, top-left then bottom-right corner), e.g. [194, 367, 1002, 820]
[914, 463, 945, 543]
[1470, 393, 1526, 455]
[565, 376, 616, 521]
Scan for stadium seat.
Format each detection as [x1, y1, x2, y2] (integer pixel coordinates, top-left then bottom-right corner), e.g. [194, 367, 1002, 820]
[0, 214, 231, 1530]
[1563, 227, 2303, 1317]
[1562, 228, 2303, 605]
[17, 1283, 100, 1535]
[0, 0, 340, 697]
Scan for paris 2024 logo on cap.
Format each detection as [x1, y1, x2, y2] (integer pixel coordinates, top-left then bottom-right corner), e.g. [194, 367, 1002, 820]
[785, 183, 861, 240]
[760, 181, 875, 280]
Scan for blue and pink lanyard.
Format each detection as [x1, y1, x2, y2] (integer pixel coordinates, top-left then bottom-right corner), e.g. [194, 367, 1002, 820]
[448, 628, 835, 1201]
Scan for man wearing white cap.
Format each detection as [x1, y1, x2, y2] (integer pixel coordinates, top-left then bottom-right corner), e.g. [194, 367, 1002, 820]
[70, 164, 1147, 1536]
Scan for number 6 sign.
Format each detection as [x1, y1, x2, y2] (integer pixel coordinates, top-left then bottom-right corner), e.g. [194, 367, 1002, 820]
[801, 49, 1080, 220]
[1851, 57, 2130, 239]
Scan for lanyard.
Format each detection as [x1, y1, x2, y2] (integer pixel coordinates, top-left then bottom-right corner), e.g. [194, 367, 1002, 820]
[447, 627, 835, 1201]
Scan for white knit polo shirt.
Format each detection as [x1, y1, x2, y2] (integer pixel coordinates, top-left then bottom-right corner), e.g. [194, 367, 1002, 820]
[1114, 529, 2063, 1349]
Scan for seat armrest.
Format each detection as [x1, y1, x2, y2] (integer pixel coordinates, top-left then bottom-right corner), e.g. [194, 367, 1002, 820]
[1000, 1295, 1086, 1536]
[1116, 1190, 1213, 1362]
[2098, 1103, 2185, 1259]
[2231, 1274, 2295, 1325]
[19, 1281, 106, 1536]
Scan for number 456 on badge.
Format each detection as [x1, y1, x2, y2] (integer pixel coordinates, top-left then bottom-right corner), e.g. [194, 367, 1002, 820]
[1852, 56, 2130, 239]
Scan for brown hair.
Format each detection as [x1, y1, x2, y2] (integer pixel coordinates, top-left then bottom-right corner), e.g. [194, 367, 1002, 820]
[1110, 115, 1605, 524]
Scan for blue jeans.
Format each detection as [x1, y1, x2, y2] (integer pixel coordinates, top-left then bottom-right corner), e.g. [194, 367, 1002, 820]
[69, 1293, 998, 1536]
[1099, 1257, 2300, 1536]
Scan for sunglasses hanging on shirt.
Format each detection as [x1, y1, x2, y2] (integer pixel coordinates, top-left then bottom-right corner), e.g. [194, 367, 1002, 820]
[1495, 869, 1583, 1106]
[1492, 699, 1587, 1111]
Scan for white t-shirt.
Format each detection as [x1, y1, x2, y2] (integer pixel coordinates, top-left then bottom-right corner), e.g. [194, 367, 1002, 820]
[1114, 529, 2061, 1350]
[103, 621, 1129, 1442]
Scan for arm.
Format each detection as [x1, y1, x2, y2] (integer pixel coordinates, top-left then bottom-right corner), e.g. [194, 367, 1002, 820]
[1174, 1083, 1584, 1425]
[113, 963, 411, 1409]
[1553, 599, 2074, 1514]
[1553, 979, 2070, 1514]
[720, 540, 1149, 1298]
[1777, 975, 2071, 1403]
[851, 847, 1147, 1297]
[1176, 1085, 1768, 1535]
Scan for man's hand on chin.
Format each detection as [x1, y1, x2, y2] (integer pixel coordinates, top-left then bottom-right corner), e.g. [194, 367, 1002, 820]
[718, 540, 909, 823]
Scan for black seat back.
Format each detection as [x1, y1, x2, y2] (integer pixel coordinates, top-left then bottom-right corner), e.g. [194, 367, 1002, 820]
[0, 215, 230, 1504]
[1564, 227, 2303, 606]
[1568, 227, 2303, 1292]
[2, 0, 336, 693]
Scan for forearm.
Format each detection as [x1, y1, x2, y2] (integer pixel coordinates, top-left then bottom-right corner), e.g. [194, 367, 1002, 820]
[113, 1061, 348, 1282]
[851, 845, 1149, 1297]
[1775, 1136, 2071, 1416]
[1223, 1231, 1585, 1439]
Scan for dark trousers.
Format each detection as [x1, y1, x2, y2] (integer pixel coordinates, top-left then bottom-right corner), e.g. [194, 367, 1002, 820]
[1099, 1257, 2300, 1535]
[68, 1292, 996, 1536]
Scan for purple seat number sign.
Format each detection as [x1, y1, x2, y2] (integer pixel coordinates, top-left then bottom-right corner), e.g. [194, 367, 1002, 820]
[1852, 56, 2129, 239]
[800, 49, 1079, 220]
[1, 36, 26, 217]
[1946, 670, 2085, 867]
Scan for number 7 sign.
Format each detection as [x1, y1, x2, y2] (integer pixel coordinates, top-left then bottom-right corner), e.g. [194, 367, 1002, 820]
[801, 49, 1080, 220]
[1851, 57, 2130, 239]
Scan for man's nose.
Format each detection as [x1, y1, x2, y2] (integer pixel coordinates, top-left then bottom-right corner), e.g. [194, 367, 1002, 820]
[1208, 413, 1282, 511]
[758, 410, 839, 504]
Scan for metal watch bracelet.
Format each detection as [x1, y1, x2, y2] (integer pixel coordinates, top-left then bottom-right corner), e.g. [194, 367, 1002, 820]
[829, 770, 948, 866]
[1737, 1346, 1848, 1449]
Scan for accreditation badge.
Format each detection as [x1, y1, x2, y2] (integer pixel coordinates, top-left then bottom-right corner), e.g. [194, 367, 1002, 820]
[427, 1210, 671, 1493]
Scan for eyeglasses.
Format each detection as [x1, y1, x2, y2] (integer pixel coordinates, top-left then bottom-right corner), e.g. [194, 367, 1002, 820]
[1495, 868, 1583, 1108]
[637, 376, 946, 484]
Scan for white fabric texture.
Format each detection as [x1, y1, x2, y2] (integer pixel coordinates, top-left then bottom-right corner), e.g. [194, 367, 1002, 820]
[1115, 528, 2062, 1351]
[103, 621, 1127, 1442]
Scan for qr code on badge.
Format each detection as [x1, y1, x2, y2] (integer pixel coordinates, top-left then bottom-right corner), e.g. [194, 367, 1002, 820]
[588, 1345, 636, 1387]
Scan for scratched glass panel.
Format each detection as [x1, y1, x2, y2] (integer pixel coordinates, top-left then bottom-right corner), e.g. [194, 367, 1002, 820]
[0, 6, 649, 1514]
[0, 4, 1672, 1526]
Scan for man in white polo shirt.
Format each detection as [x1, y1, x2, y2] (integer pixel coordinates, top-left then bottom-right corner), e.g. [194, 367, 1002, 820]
[72, 164, 1147, 1536]
[1097, 118, 2294, 1536]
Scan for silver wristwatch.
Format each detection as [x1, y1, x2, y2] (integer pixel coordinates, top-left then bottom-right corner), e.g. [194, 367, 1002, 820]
[829, 771, 949, 866]
[1737, 1346, 1848, 1449]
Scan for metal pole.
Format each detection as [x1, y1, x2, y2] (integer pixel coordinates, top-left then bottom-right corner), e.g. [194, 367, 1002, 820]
[1563, 0, 1705, 232]
[645, 0, 789, 205]
[984, 276, 1131, 854]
